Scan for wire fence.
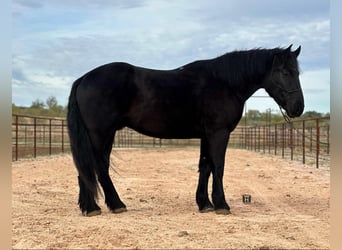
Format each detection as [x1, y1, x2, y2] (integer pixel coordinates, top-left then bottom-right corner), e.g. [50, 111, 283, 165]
[12, 114, 330, 168]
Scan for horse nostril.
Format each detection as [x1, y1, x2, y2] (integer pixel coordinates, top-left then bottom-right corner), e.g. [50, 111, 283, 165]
[287, 100, 304, 117]
[294, 101, 304, 116]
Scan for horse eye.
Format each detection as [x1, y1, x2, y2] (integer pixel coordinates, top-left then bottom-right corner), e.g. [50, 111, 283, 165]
[282, 70, 290, 76]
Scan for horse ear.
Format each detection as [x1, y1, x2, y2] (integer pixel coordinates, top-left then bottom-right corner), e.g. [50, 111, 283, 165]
[293, 46, 301, 57]
[285, 44, 293, 54]
[273, 45, 294, 69]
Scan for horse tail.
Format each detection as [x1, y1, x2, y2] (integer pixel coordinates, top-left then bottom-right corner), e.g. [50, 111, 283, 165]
[67, 77, 99, 199]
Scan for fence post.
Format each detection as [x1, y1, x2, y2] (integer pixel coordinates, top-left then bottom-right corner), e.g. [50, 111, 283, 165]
[258, 126, 260, 152]
[267, 124, 271, 154]
[254, 127, 257, 152]
[34, 117, 37, 158]
[62, 120, 64, 153]
[290, 122, 293, 161]
[282, 123, 285, 159]
[25, 126, 27, 146]
[49, 119, 52, 155]
[310, 128, 313, 152]
[274, 124, 277, 155]
[263, 125, 265, 153]
[247, 128, 250, 150]
[15, 115, 18, 161]
[43, 124, 46, 146]
[327, 124, 330, 154]
[316, 119, 320, 168]
[302, 120, 305, 164]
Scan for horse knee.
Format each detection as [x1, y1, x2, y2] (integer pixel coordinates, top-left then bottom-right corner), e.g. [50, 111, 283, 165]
[198, 156, 212, 174]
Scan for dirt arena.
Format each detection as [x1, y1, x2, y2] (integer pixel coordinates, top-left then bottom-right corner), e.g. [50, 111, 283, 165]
[12, 148, 330, 249]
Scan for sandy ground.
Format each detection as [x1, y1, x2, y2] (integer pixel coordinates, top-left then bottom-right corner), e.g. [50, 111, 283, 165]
[12, 148, 330, 249]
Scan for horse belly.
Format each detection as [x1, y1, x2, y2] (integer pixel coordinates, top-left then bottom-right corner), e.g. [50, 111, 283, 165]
[126, 107, 201, 139]
[129, 125, 201, 139]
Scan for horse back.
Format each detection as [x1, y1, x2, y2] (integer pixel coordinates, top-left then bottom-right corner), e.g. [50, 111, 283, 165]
[125, 65, 206, 138]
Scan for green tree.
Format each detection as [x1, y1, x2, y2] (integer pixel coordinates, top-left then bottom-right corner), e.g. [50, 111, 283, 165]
[46, 96, 58, 109]
[302, 111, 322, 118]
[247, 109, 262, 120]
[30, 99, 45, 109]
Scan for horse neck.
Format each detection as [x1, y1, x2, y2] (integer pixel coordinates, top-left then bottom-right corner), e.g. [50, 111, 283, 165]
[210, 50, 274, 102]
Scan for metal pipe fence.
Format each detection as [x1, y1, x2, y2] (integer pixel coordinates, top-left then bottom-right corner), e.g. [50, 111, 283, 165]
[229, 117, 330, 168]
[12, 114, 330, 168]
[12, 114, 70, 161]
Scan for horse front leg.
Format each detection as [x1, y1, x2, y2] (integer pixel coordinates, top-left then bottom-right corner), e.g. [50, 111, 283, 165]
[196, 138, 214, 212]
[206, 129, 231, 214]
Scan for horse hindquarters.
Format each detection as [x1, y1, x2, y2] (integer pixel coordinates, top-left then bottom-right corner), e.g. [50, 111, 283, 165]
[68, 78, 127, 216]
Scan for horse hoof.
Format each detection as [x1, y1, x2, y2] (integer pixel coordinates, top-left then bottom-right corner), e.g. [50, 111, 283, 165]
[83, 209, 101, 217]
[199, 206, 214, 213]
[215, 209, 231, 215]
[112, 207, 127, 214]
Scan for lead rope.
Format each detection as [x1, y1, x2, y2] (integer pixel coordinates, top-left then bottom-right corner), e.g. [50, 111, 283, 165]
[278, 105, 291, 123]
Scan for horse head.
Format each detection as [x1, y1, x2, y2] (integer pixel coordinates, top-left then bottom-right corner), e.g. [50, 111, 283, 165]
[264, 45, 304, 118]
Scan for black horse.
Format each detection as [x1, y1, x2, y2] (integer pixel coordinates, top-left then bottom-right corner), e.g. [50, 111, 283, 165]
[67, 45, 304, 216]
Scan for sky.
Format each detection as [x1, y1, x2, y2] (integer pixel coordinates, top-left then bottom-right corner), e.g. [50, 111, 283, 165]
[12, 0, 330, 114]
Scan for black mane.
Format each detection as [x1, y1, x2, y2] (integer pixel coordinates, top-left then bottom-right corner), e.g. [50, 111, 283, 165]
[209, 48, 284, 85]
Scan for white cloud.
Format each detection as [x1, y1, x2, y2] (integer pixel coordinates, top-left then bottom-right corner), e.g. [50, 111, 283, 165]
[300, 68, 330, 95]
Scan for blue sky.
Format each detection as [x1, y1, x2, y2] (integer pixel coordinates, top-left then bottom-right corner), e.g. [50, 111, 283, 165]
[12, 0, 330, 113]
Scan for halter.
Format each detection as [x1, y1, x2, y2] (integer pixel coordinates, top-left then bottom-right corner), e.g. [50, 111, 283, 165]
[273, 82, 301, 95]
[270, 69, 302, 95]
[271, 79, 302, 123]
[279, 105, 291, 123]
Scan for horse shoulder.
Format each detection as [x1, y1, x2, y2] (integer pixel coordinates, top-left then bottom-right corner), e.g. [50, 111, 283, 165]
[200, 87, 244, 132]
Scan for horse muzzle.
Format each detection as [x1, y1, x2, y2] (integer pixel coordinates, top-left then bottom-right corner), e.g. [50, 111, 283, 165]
[286, 97, 304, 118]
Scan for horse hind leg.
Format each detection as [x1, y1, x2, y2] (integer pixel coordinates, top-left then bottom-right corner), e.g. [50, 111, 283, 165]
[97, 165, 127, 213]
[78, 176, 101, 216]
[94, 131, 127, 213]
